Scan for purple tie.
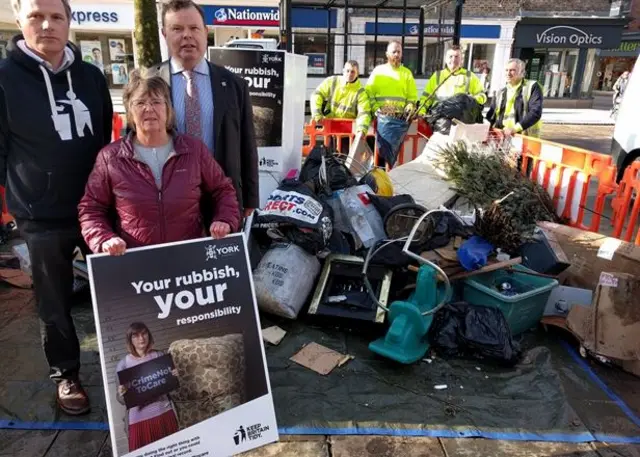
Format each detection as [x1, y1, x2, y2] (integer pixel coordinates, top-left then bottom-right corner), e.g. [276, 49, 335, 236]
[184, 70, 201, 138]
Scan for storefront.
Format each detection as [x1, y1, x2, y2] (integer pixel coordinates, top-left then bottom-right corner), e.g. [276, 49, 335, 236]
[342, 17, 516, 94]
[0, 1, 18, 59]
[593, 33, 640, 91]
[168, 4, 337, 75]
[513, 17, 626, 100]
[70, 3, 136, 89]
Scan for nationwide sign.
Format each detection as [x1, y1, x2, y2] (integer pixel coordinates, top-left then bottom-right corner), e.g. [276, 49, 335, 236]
[514, 22, 623, 49]
[206, 6, 280, 26]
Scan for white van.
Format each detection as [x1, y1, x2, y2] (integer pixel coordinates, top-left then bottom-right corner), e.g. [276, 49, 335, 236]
[223, 38, 278, 50]
[611, 56, 640, 182]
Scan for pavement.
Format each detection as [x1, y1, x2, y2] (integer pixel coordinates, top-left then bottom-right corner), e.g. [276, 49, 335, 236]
[3, 430, 639, 457]
[9, 92, 624, 457]
[540, 124, 614, 154]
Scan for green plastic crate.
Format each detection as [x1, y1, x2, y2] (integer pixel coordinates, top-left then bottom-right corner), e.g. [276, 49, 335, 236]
[461, 264, 559, 335]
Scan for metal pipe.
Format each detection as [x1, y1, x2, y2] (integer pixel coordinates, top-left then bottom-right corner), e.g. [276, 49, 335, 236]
[326, 8, 332, 74]
[279, 0, 292, 51]
[453, 0, 464, 46]
[417, 6, 425, 75]
[401, 0, 408, 50]
[373, 7, 379, 71]
[343, 0, 349, 65]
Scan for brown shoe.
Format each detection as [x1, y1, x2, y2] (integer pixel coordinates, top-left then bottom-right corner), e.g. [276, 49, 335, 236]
[57, 379, 90, 416]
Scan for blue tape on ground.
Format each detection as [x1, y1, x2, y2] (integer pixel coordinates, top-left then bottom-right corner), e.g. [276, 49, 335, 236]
[561, 340, 640, 429]
[278, 427, 640, 444]
[2, 421, 639, 444]
[0, 420, 109, 431]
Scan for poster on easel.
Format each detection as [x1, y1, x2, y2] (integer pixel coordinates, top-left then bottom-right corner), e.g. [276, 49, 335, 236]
[88, 234, 278, 457]
[208, 48, 284, 151]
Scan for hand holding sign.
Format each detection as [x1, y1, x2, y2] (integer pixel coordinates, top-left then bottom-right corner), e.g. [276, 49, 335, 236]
[102, 237, 127, 256]
[210, 221, 231, 239]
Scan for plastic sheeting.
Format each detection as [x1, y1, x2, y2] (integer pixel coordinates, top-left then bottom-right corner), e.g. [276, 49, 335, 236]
[262, 319, 640, 442]
[1, 284, 640, 443]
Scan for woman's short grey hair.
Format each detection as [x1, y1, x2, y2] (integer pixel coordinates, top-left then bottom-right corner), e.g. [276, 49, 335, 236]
[507, 58, 527, 77]
[12, 0, 72, 21]
[123, 69, 176, 133]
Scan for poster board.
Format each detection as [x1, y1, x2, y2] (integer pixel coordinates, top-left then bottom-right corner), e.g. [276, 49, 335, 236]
[80, 40, 104, 72]
[88, 234, 278, 457]
[208, 48, 284, 151]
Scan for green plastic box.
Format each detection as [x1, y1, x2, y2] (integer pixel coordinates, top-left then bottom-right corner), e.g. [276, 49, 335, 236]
[461, 264, 559, 335]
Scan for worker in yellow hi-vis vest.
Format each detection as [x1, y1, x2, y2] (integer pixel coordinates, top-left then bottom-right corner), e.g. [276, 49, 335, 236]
[365, 40, 418, 116]
[486, 58, 543, 137]
[418, 45, 487, 115]
[311, 60, 372, 135]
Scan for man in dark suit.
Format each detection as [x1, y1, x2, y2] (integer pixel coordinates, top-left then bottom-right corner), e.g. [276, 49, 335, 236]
[157, 0, 259, 217]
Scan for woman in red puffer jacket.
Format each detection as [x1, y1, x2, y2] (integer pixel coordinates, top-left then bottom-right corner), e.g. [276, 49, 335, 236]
[78, 70, 240, 255]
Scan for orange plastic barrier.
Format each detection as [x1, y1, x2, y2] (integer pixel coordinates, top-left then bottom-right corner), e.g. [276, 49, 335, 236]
[112, 113, 124, 140]
[302, 119, 356, 157]
[0, 186, 13, 227]
[301, 118, 431, 169]
[611, 161, 640, 245]
[514, 135, 618, 234]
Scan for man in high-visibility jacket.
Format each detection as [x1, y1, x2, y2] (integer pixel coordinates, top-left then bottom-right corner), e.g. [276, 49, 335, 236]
[418, 45, 487, 115]
[486, 58, 543, 137]
[311, 60, 372, 134]
[365, 40, 418, 115]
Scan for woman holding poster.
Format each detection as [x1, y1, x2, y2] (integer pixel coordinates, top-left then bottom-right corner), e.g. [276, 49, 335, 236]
[78, 70, 241, 255]
[116, 322, 179, 451]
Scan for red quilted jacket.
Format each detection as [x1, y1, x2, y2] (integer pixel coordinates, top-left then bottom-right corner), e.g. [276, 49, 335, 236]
[78, 133, 240, 253]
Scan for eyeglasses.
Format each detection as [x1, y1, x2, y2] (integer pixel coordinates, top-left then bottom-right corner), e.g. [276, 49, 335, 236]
[132, 99, 166, 109]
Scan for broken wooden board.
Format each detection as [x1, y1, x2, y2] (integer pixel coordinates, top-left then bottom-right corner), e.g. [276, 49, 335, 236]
[290, 342, 350, 375]
[0, 268, 32, 288]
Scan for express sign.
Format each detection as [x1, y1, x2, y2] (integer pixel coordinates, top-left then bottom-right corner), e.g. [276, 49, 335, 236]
[205, 6, 280, 26]
[515, 23, 623, 49]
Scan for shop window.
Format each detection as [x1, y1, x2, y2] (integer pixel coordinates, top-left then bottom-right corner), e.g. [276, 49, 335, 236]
[77, 34, 134, 89]
[364, 40, 419, 76]
[527, 49, 579, 98]
[294, 33, 331, 75]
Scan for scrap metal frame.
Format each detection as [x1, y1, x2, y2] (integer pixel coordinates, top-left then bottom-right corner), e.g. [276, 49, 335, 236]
[279, 0, 464, 76]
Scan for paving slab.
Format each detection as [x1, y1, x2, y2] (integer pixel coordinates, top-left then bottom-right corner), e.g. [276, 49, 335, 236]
[43, 430, 108, 457]
[440, 438, 599, 457]
[0, 429, 58, 457]
[330, 435, 445, 457]
[280, 434, 328, 442]
[98, 437, 113, 457]
[239, 440, 329, 457]
[593, 443, 640, 457]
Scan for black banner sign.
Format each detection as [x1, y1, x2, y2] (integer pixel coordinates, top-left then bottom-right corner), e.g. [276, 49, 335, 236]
[117, 353, 179, 409]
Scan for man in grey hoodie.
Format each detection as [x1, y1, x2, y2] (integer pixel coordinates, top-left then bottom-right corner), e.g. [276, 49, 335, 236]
[0, 0, 113, 415]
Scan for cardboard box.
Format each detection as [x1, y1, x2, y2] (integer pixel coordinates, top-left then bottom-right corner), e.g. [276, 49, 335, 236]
[537, 222, 640, 290]
[566, 271, 640, 378]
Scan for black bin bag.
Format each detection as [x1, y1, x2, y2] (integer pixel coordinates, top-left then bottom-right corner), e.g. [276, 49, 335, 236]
[426, 94, 483, 135]
[428, 301, 521, 367]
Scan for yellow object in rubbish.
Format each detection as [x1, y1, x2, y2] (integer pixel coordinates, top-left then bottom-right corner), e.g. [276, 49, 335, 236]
[362, 168, 394, 196]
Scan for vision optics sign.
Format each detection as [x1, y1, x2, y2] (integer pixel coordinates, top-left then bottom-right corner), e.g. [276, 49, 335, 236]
[515, 23, 623, 49]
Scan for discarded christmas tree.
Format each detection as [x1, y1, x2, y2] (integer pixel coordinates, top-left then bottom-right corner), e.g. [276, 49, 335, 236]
[433, 141, 561, 252]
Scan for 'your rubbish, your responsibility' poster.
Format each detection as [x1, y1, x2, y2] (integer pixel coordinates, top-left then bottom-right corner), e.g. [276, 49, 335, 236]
[208, 48, 284, 154]
[88, 233, 278, 457]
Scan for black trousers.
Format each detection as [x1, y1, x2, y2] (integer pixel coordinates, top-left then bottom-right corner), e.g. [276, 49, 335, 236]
[18, 219, 87, 383]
